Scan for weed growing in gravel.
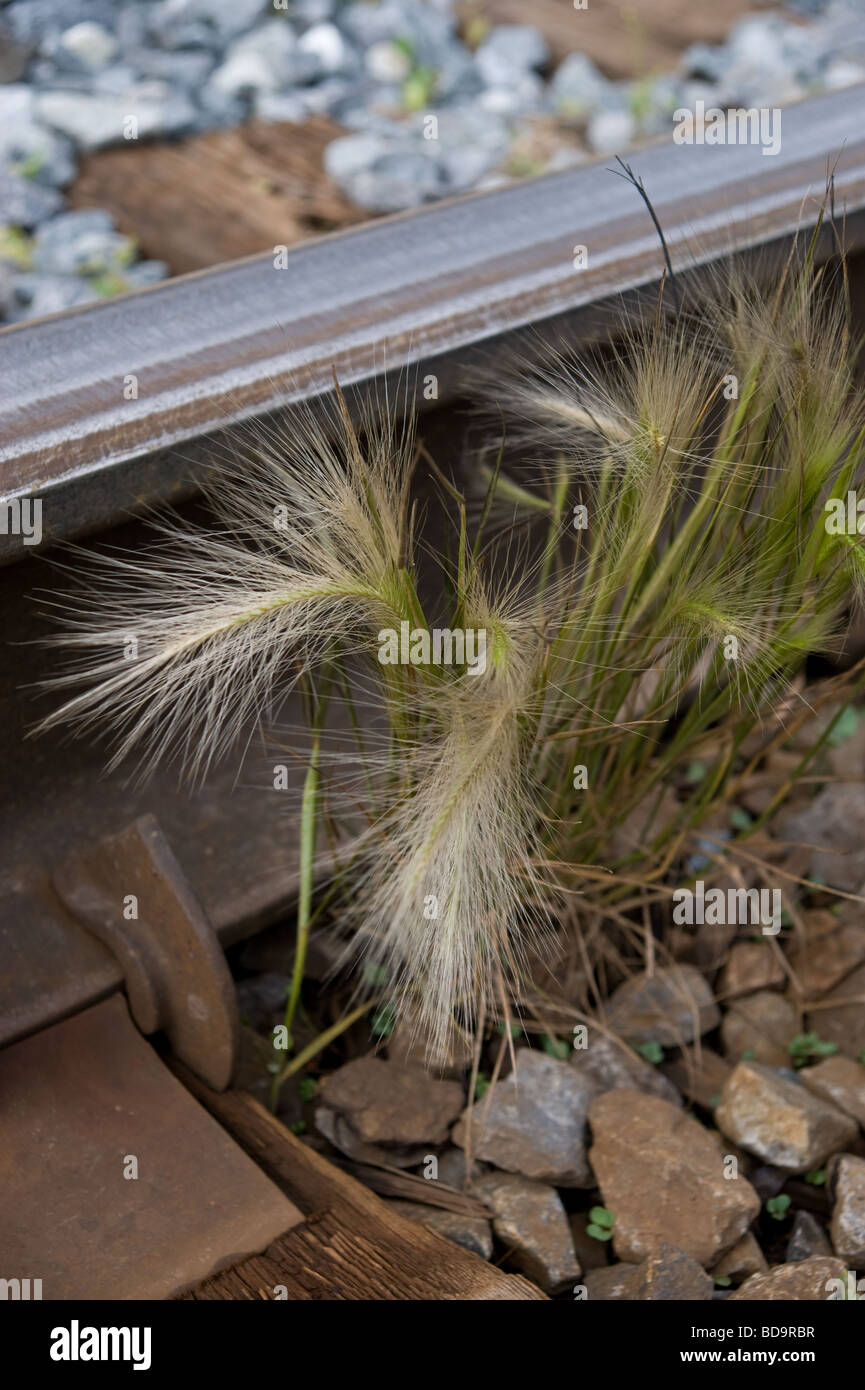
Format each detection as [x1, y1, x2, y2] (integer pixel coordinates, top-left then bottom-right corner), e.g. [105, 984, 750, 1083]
[38, 222, 865, 1072]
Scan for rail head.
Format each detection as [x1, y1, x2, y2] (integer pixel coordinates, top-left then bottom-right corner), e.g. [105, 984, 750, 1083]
[1, 85, 864, 559]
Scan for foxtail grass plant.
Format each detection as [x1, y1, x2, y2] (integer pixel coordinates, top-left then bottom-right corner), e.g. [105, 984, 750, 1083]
[37, 231, 865, 1071]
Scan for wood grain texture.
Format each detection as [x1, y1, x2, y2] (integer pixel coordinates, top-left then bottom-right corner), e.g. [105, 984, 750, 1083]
[174, 1068, 547, 1301]
[68, 117, 366, 273]
[484, 0, 775, 75]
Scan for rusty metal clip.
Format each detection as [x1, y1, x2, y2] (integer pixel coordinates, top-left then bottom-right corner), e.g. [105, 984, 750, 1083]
[52, 813, 238, 1090]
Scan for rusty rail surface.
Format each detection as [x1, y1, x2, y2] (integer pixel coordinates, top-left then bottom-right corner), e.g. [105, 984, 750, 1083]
[1, 87, 865, 561]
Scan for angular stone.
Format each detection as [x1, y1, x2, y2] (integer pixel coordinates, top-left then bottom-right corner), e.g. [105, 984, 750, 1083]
[729, 1255, 847, 1300]
[715, 1061, 858, 1171]
[365, 40, 411, 84]
[0, 104, 76, 189]
[452, 1050, 596, 1187]
[739, 751, 802, 816]
[123, 260, 169, 289]
[605, 966, 720, 1047]
[0, 25, 32, 82]
[435, 1147, 486, 1189]
[806, 963, 865, 1059]
[668, 925, 697, 963]
[386, 1200, 493, 1261]
[59, 20, 118, 69]
[786, 1209, 833, 1262]
[550, 51, 616, 116]
[583, 1262, 639, 1300]
[9, 271, 100, 317]
[475, 24, 550, 82]
[128, 47, 216, 88]
[387, 1016, 472, 1079]
[584, 1244, 712, 1301]
[35, 86, 197, 151]
[721, 991, 798, 1068]
[313, 1106, 428, 1169]
[801, 1055, 865, 1129]
[0, 169, 63, 227]
[789, 915, 865, 997]
[829, 1154, 865, 1264]
[298, 21, 355, 75]
[718, 943, 785, 999]
[610, 787, 681, 860]
[826, 705, 865, 776]
[662, 1046, 732, 1111]
[32, 208, 133, 277]
[782, 786, 865, 892]
[711, 1231, 768, 1282]
[475, 1172, 580, 1295]
[586, 109, 637, 156]
[570, 1029, 681, 1106]
[318, 1057, 463, 1146]
[588, 1090, 760, 1266]
[693, 917, 738, 973]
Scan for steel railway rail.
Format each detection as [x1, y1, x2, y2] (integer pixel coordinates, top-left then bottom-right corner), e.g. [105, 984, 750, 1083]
[2, 87, 865, 560]
[2, 86, 865, 1301]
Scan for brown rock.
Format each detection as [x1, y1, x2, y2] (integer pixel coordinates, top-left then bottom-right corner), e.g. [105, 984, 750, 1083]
[694, 916, 738, 973]
[386, 1200, 493, 1261]
[715, 1061, 858, 1172]
[313, 1106, 429, 1168]
[740, 752, 802, 816]
[605, 966, 720, 1047]
[829, 1154, 865, 1264]
[721, 991, 798, 1068]
[718, 943, 785, 999]
[711, 1231, 768, 1283]
[436, 1147, 486, 1189]
[669, 926, 697, 962]
[690, 871, 753, 971]
[729, 1255, 846, 1300]
[806, 963, 865, 1059]
[792, 908, 840, 947]
[788, 917, 865, 998]
[584, 1244, 712, 1300]
[827, 706, 865, 776]
[587, 1090, 760, 1267]
[662, 1045, 732, 1111]
[387, 1017, 472, 1078]
[610, 787, 681, 859]
[318, 1057, 464, 1146]
[782, 786, 865, 892]
[475, 1172, 580, 1294]
[801, 1055, 865, 1129]
[571, 1028, 681, 1105]
[786, 1209, 833, 1262]
[582, 1263, 639, 1300]
[452, 1049, 596, 1187]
